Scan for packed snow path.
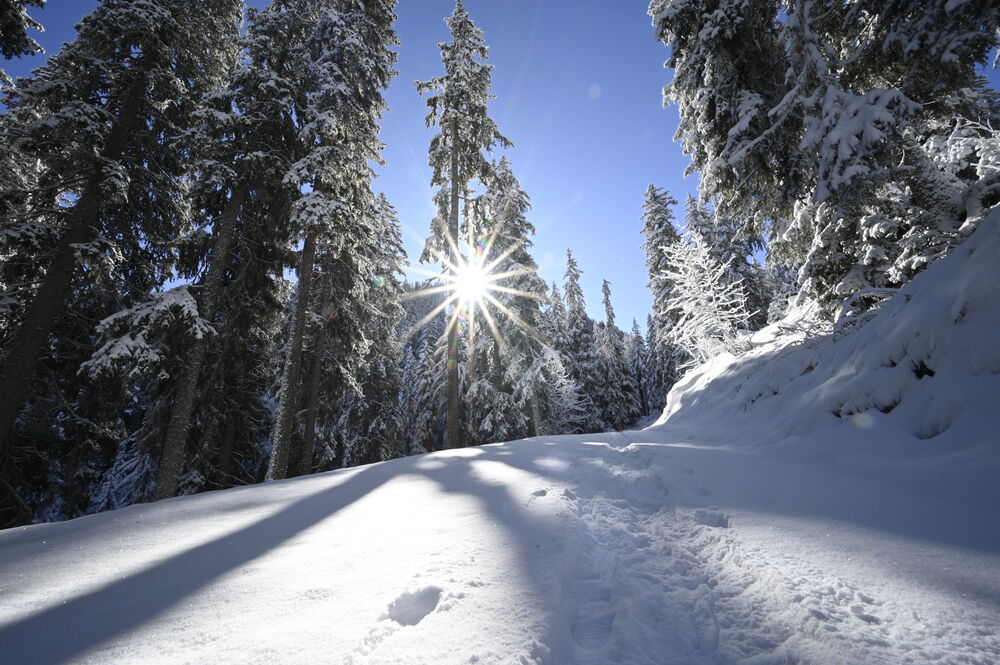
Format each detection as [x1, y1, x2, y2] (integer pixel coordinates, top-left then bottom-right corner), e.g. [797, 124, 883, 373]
[1, 429, 998, 665]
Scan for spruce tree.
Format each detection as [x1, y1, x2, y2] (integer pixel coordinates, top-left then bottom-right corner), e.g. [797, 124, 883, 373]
[465, 158, 548, 442]
[0, 0, 44, 86]
[267, 0, 398, 480]
[320, 193, 406, 470]
[684, 194, 770, 330]
[625, 319, 651, 418]
[562, 249, 602, 431]
[594, 280, 641, 431]
[0, 0, 243, 518]
[417, 0, 510, 449]
[640, 184, 683, 402]
[661, 230, 753, 366]
[650, 0, 1000, 308]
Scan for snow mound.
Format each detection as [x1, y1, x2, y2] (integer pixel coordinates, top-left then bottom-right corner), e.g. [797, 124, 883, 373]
[654, 207, 1000, 464]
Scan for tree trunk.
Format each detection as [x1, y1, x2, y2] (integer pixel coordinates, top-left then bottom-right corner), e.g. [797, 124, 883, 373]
[445, 120, 461, 449]
[154, 186, 248, 501]
[297, 268, 332, 477]
[219, 416, 236, 486]
[0, 68, 150, 455]
[267, 232, 317, 480]
[530, 395, 541, 438]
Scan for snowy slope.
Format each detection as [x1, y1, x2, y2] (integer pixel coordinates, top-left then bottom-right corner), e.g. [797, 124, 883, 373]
[2, 217, 999, 665]
[657, 208, 1000, 467]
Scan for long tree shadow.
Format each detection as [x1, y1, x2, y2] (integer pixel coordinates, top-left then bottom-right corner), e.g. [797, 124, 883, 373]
[0, 434, 623, 665]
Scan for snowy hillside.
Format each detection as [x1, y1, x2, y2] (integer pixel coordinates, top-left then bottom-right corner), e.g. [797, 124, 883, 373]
[657, 208, 1000, 465]
[2, 216, 999, 665]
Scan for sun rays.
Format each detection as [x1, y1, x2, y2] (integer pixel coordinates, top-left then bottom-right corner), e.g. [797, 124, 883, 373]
[402, 216, 547, 350]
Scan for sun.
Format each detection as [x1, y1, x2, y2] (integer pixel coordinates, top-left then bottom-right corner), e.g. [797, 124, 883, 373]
[401, 221, 547, 349]
[452, 255, 492, 307]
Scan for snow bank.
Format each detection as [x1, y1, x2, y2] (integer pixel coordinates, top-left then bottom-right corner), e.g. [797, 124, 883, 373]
[654, 207, 1000, 466]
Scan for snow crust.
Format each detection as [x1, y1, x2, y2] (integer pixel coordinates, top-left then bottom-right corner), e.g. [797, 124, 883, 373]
[1, 213, 998, 664]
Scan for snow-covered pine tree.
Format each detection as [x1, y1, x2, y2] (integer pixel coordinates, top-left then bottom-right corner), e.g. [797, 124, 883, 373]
[594, 280, 642, 431]
[640, 183, 683, 405]
[268, 0, 398, 481]
[625, 319, 651, 418]
[644, 313, 666, 411]
[324, 193, 406, 470]
[536, 348, 587, 435]
[562, 249, 603, 432]
[0, 0, 242, 520]
[540, 283, 568, 356]
[534, 281, 591, 434]
[0, 0, 44, 85]
[408, 329, 443, 454]
[649, 0, 1000, 308]
[417, 0, 510, 449]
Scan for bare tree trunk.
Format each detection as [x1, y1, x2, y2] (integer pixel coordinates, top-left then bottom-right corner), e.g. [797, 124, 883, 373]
[445, 120, 461, 449]
[0, 69, 150, 455]
[154, 186, 248, 500]
[267, 232, 317, 480]
[297, 269, 332, 477]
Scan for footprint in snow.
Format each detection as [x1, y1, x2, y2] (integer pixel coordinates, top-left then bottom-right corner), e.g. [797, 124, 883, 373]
[570, 578, 615, 650]
[382, 586, 443, 626]
[572, 608, 615, 650]
[694, 509, 730, 529]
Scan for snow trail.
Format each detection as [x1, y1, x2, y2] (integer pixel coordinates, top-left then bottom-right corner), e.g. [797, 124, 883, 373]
[1, 429, 998, 664]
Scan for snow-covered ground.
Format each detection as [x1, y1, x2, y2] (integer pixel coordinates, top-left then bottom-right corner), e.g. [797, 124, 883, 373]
[3, 220, 999, 665]
[1, 427, 997, 665]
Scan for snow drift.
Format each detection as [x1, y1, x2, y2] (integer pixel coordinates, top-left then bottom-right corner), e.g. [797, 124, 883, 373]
[656, 207, 1000, 466]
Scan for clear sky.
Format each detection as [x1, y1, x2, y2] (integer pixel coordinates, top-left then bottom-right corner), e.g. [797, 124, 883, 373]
[5, 0, 694, 329]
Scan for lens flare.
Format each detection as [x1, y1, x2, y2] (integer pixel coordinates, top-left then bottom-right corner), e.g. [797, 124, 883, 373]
[453, 256, 491, 307]
[401, 219, 548, 350]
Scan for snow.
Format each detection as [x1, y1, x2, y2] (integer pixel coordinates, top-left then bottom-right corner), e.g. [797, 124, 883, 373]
[2, 428, 997, 663]
[2, 220, 999, 664]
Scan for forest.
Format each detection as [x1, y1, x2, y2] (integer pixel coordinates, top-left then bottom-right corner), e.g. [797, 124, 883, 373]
[0, 0, 997, 525]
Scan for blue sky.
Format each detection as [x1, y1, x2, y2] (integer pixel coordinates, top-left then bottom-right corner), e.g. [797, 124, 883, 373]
[6, 1, 693, 329]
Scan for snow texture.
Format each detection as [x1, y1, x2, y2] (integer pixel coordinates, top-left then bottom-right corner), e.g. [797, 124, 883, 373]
[1, 215, 998, 664]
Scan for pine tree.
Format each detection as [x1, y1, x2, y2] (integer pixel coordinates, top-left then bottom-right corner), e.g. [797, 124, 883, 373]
[661, 230, 753, 367]
[417, 0, 510, 449]
[684, 195, 770, 330]
[562, 249, 602, 431]
[640, 184, 683, 403]
[650, 0, 1000, 308]
[644, 313, 667, 411]
[594, 280, 641, 431]
[466, 158, 549, 442]
[267, 0, 398, 481]
[625, 319, 651, 418]
[0, 0, 243, 519]
[323, 193, 406, 470]
[0, 0, 44, 86]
